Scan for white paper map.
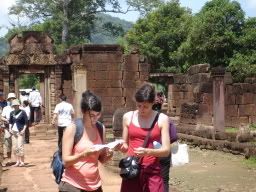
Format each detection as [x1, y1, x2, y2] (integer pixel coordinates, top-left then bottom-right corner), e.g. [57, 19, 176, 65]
[93, 139, 124, 151]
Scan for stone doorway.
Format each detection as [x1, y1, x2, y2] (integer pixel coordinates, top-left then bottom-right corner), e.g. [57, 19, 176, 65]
[10, 65, 52, 123]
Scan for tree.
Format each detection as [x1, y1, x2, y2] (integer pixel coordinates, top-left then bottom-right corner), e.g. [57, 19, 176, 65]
[9, 0, 164, 46]
[19, 74, 40, 89]
[125, 0, 192, 72]
[228, 17, 256, 81]
[177, 0, 245, 69]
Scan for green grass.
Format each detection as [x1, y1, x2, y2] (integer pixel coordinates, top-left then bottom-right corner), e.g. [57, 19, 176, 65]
[225, 127, 239, 133]
[249, 124, 256, 130]
[243, 157, 256, 168]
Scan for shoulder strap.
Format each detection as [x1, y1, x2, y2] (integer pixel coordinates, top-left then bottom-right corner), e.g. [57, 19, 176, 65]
[74, 118, 84, 146]
[73, 118, 104, 145]
[58, 118, 83, 154]
[142, 112, 160, 148]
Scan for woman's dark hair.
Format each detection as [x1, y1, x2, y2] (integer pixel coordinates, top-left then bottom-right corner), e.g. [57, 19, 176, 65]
[135, 83, 155, 103]
[81, 90, 102, 113]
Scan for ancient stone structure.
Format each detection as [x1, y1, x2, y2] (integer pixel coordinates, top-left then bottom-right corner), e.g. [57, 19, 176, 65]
[168, 64, 256, 132]
[68, 45, 150, 122]
[0, 31, 150, 125]
[0, 31, 150, 178]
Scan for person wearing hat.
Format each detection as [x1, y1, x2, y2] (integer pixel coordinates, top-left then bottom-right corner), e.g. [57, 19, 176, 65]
[9, 99, 28, 167]
[1, 92, 16, 166]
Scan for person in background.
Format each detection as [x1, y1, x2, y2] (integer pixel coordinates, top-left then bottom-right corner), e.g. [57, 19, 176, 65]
[158, 121, 177, 192]
[51, 94, 74, 147]
[21, 100, 31, 144]
[20, 91, 28, 104]
[9, 99, 28, 167]
[0, 92, 7, 111]
[0, 91, 7, 167]
[152, 89, 177, 192]
[28, 87, 42, 125]
[1, 93, 16, 166]
[59, 90, 113, 192]
[152, 91, 165, 112]
[118, 83, 171, 192]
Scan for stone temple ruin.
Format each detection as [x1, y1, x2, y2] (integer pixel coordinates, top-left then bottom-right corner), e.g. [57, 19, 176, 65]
[0, 31, 150, 125]
[0, 31, 256, 168]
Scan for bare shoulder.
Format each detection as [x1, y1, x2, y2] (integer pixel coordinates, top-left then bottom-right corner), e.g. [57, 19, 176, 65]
[158, 113, 169, 126]
[123, 111, 134, 123]
[123, 111, 133, 119]
[64, 122, 76, 136]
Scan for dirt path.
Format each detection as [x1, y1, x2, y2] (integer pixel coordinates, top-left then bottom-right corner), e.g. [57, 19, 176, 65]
[170, 146, 256, 192]
[1, 136, 256, 192]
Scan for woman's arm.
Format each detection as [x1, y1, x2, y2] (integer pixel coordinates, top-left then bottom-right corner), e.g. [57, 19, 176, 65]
[134, 113, 171, 157]
[62, 123, 98, 167]
[119, 111, 132, 153]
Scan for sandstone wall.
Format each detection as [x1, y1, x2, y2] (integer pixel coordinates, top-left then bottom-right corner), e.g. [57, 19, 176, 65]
[168, 64, 256, 129]
[169, 64, 213, 127]
[225, 78, 256, 127]
[69, 45, 150, 119]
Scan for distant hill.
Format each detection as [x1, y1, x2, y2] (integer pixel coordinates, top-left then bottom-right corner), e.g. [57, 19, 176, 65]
[91, 13, 133, 44]
[0, 14, 133, 56]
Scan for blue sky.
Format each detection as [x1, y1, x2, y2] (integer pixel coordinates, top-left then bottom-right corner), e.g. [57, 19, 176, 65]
[1, 0, 256, 37]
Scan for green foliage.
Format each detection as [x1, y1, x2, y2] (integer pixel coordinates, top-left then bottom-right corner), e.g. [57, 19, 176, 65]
[228, 17, 256, 81]
[126, 0, 164, 15]
[228, 53, 256, 82]
[125, 1, 192, 72]
[177, 0, 245, 69]
[243, 157, 256, 168]
[225, 127, 239, 133]
[19, 74, 39, 89]
[249, 124, 256, 130]
[91, 14, 133, 44]
[9, 0, 161, 46]
[4, 14, 133, 54]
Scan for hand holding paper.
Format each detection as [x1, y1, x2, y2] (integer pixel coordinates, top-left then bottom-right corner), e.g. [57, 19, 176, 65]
[93, 139, 124, 151]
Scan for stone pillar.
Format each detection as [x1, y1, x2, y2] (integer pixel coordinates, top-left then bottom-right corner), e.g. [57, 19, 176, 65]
[167, 76, 174, 115]
[71, 64, 87, 118]
[211, 67, 225, 136]
[2, 65, 9, 97]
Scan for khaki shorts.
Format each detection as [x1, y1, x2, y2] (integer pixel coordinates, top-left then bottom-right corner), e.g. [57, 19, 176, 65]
[12, 131, 24, 157]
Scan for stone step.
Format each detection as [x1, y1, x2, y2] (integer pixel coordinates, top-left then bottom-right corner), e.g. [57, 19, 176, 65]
[30, 123, 57, 137]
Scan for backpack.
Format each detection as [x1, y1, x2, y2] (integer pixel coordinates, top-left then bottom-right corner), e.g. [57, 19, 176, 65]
[169, 121, 178, 144]
[51, 118, 103, 184]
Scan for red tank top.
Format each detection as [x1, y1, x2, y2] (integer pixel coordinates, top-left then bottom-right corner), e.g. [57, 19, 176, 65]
[127, 113, 161, 165]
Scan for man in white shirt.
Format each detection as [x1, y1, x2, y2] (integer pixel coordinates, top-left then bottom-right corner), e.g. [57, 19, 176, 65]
[28, 87, 42, 125]
[51, 95, 74, 147]
[1, 92, 16, 165]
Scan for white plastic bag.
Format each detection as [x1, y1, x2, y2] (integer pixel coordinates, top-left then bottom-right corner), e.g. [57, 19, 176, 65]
[171, 142, 189, 167]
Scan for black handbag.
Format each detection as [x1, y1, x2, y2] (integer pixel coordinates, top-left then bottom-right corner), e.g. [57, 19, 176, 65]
[119, 112, 159, 180]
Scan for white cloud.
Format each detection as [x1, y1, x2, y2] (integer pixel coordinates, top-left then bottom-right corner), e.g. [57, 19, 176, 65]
[0, 0, 16, 15]
[0, 0, 16, 37]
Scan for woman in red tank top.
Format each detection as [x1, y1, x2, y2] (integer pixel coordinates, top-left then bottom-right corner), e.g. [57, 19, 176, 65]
[119, 84, 171, 192]
[59, 90, 113, 192]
